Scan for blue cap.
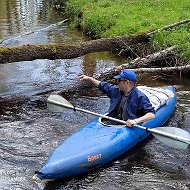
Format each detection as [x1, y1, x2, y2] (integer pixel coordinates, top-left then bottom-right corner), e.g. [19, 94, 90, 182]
[114, 70, 137, 81]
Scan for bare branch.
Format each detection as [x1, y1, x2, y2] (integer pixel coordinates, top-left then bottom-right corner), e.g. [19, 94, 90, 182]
[148, 19, 190, 35]
[94, 46, 177, 80]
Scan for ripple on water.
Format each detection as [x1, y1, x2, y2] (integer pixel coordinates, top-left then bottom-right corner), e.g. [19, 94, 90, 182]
[0, 106, 69, 190]
[1, 1, 190, 189]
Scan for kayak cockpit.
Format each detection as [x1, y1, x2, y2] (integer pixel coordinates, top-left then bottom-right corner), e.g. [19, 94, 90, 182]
[99, 114, 125, 127]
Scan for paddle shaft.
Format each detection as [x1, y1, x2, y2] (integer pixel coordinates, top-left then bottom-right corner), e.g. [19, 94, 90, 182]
[48, 99, 190, 145]
[48, 98, 126, 124]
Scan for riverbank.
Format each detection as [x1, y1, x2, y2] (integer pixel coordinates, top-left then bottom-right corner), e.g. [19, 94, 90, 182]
[62, 0, 190, 59]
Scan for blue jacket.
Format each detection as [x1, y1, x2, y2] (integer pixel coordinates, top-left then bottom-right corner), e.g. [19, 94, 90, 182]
[98, 81, 155, 120]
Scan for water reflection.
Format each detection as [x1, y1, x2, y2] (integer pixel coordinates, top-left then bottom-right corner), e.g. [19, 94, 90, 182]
[82, 52, 125, 76]
[0, 0, 70, 46]
[0, 0, 43, 40]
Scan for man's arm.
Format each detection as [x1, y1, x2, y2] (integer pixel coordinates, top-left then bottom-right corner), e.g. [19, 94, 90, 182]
[126, 112, 155, 127]
[78, 75, 100, 87]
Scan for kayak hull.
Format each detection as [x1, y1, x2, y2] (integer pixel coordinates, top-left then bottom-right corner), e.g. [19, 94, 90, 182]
[34, 86, 176, 181]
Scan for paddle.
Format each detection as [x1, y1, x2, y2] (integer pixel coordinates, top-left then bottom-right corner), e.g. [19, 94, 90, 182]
[47, 94, 190, 150]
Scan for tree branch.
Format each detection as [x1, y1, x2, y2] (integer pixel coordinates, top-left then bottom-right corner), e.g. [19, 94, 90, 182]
[148, 19, 190, 35]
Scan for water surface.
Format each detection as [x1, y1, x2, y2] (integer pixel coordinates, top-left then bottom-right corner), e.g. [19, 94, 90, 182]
[0, 1, 190, 190]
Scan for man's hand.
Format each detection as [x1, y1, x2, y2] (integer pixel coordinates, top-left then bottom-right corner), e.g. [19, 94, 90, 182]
[78, 75, 100, 87]
[78, 75, 91, 81]
[126, 119, 137, 127]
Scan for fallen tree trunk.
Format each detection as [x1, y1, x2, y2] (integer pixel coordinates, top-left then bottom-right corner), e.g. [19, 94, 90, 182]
[0, 19, 189, 64]
[0, 33, 149, 64]
[130, 64, 190, 72]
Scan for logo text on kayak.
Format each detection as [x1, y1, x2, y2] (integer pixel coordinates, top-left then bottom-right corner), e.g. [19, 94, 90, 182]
[87, 154, 102, 162]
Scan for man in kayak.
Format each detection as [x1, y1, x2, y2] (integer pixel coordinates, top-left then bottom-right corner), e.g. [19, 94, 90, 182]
[79, 70, 155, 127]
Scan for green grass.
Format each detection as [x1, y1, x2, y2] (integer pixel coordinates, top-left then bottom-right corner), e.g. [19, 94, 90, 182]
[65, 0, 190, 58]
[151, 23, 190, 58]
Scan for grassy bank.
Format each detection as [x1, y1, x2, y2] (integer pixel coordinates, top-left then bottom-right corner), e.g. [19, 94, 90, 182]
[64, 0, 190, 58]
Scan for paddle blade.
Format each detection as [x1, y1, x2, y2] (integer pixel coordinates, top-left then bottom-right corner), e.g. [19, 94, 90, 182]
[47, 95, 74, 112]
[152, 127, 190, 149]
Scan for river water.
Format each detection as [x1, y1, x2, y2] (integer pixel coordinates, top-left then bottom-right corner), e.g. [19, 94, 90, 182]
[0, 1, 190, 190]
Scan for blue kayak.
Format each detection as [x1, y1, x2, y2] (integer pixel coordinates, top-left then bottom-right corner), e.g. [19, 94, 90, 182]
[33, 86, 176, 181]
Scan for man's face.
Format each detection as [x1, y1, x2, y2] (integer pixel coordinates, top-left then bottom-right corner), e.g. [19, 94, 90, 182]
[116, 79, 130, 92]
